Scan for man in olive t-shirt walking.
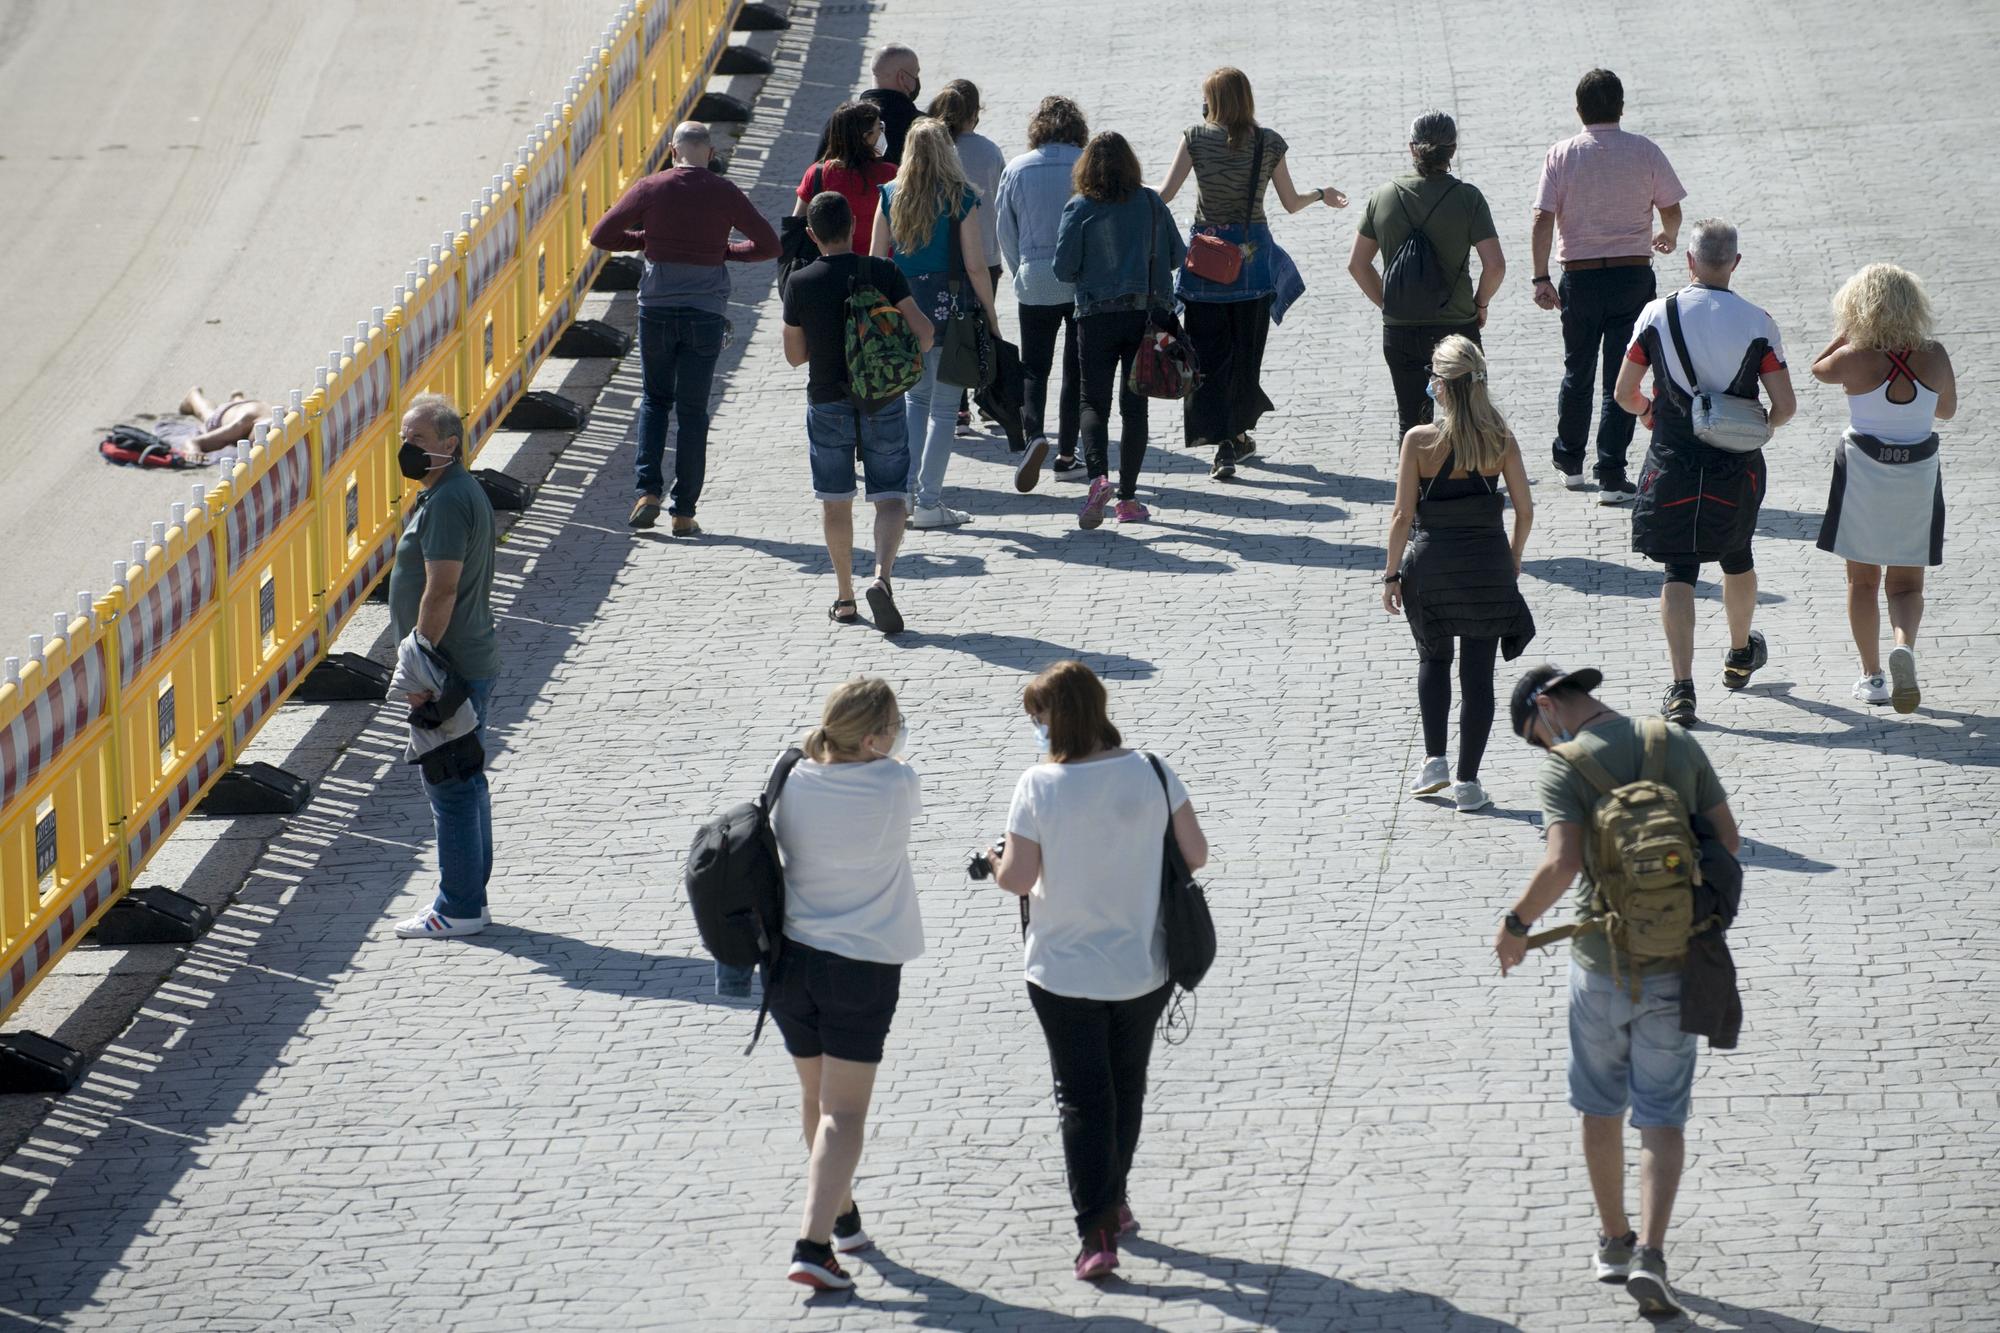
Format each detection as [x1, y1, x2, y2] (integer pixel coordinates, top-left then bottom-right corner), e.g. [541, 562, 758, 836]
[387, 394, 502, 939]
[1347, 111, 1506, 439]
[1493, 665, 1740, 1319]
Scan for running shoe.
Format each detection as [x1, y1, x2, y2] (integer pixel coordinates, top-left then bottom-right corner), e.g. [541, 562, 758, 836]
[1852, 673, 1890, 705]
[1051, 451, 1083, 474]
[911, 504, 972, 529]
[1078, 477, 1114, 530]
[1626, 1247, 1683, 1318]
[1114, 499, 1149, 523]
[1596, 476, 1637, 506]
[1452, 779, 1491, 813]
[1014, 436, 1051, 492]
[392, 908, 485, 939]
[1074, 1229, 1118, 1282]
[1887, 644, 1921, 714]
[1561, 470, 1593, 492]
[1596, 1229, 1637, 1283]
[832, 1204, 871, 1254]
[1721, 629, 1768, 690]
[1232, 432, 1259, 462]
[787, 1239, 855, 1291]
[1661, 681, 1698, 727]
[1117, 1203, 1138, 1236]
[1410, 756, 1450, 795]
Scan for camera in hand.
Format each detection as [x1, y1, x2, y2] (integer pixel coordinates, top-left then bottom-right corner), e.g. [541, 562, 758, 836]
[966, 845, 1000, 881]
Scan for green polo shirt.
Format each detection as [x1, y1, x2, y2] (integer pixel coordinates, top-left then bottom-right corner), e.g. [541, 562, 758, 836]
[388, 462, 501, 679]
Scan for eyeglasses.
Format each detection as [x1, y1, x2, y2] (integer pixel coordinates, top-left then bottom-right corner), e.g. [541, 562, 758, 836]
[1517, 683, 1552, 746]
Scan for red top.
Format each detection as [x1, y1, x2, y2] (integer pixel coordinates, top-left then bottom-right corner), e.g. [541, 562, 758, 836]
[797, 159, 899, 250]
[589, 166, 778, 266]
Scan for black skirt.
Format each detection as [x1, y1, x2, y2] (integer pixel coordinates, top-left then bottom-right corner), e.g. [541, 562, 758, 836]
[1399, 491, 1536, 659]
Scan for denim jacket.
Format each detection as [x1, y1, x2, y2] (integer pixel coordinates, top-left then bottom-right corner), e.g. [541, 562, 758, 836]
[996, 144, 1083, 306]
[1051, 188, 1186, 318]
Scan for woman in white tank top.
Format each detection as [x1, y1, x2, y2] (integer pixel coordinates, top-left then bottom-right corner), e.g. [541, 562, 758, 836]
[1809, 264, 1958, 713]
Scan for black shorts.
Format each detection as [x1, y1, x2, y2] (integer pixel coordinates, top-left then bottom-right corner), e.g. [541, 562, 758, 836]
[1660, 545, 1754, 586]
[768, 938, 902, 1064]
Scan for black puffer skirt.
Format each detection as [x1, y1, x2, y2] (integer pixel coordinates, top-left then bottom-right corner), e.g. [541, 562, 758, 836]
[1399, 491, 1537, 659]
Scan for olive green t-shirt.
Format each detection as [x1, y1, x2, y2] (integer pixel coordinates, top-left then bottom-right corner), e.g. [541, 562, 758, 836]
[1357, 173, 1497, 327]
[1535, 716, 1727, 976]
[388, 463, 502, 679]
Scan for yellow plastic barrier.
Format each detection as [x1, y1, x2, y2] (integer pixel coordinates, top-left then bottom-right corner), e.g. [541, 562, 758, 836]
[0, 0, 750, 1028]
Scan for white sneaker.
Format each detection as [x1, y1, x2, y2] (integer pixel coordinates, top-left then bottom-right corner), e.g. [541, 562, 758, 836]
[1562, 471, 1592, 491]
[1452, 779, 1491, 813]
[910, 504, 971, 529]
[1887, 645, 1921, 714]
[1852, 673, 1890, 705]
[1409, 756, 1450, 796]
[393, 908, 486, 939]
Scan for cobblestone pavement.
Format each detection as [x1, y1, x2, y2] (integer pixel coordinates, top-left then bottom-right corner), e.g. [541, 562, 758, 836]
[2, 1, 1996, 1329]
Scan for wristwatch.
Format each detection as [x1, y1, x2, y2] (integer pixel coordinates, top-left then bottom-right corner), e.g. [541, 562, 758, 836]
[1503, 911, 1531, 938]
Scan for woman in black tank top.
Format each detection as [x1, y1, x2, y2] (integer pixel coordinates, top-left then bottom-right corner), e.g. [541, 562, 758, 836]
[1380, 336, 1537, 811]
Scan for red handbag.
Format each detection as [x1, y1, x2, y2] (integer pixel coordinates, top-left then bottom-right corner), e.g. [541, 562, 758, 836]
[1130, 195, 1201, 401]
[1182, 128, 1264, 284]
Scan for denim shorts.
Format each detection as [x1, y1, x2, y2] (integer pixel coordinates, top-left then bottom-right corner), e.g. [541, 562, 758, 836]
[768, 938, 903, 1064]
[806, 399, 910, 503]
[1567, 961, 1698, 1128]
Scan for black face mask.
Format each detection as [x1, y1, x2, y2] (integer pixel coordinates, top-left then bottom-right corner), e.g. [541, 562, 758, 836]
[906, 75, 920, 102]
[398, 442, 450, 480]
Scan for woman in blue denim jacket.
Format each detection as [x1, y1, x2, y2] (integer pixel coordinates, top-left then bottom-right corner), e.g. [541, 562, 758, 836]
[1159, 67, 1347, 480]
[1051, 132, 1186, 530]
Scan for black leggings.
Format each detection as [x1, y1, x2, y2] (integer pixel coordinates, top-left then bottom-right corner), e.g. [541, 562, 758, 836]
[1076, 309, 1151, 499]
[1418, 636, 1498, 781]
[1027, 979, 1173, 1240]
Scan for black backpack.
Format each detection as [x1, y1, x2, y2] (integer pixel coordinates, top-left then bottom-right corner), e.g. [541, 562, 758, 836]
[684, 748, 803, 1048]
[1381, 180, 1467, 323]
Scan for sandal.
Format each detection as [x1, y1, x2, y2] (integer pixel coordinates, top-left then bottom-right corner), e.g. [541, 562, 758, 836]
[865, 580, 904, 635]
[829, 599, 859, 624]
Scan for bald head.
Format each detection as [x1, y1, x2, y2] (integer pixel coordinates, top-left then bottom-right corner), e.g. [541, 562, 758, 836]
[872, 43, 919, 94]
[672, 120, 713, 167]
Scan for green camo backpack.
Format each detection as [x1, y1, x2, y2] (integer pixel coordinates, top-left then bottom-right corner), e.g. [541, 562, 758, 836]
[1536, 718, 1703, 991]
[844, 260, 923, 410]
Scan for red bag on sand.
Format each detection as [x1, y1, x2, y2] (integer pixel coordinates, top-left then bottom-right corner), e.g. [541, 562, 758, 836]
[99, 424, 194, 469]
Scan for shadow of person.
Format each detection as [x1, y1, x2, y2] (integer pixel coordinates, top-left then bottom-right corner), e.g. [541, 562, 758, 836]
[453, 926, 728, 1004]
[1753, 505, 1825, 542]
[884, 629, 1155, 677]
[1522, 555, 1787, 605]
[1703, 682, 1999, 767]
[1117, 1235, 1523, 1332]
[1246, 455, 1399, 505]
[1738, 837, 1838, 874]
[825, 1248, 1164, 1328]
[1676, 1290, 1868, 1333]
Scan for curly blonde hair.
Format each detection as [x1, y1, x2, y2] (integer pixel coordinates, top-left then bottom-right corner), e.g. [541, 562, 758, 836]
[888, 118, 972, 256]
[1833, 263, 1935, 352]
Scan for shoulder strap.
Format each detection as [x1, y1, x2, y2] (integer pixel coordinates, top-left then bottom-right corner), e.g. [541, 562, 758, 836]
[1141, 750, 1173, 811]
[1549, 739, 1622, 800]
[760, 746, 804, 812]
[1883, 349, 1917, 385]
[1243, 128, 1264, 224]
[1664, 293, 1703, 394]
[810, 163, 825, 196]
[1639, 717, 1669, 783]
[1143, 192, 1160, 308]
[1419, 446, 1454, 499]
[945, 195, 968, 284]
[1414, 178, 1461, 230]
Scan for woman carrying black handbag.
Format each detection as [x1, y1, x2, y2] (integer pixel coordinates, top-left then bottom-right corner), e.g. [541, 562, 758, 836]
[982, 660, 1211, 1284]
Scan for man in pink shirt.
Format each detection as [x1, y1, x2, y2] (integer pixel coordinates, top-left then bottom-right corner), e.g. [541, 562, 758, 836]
[1530, 71, 1685, 504]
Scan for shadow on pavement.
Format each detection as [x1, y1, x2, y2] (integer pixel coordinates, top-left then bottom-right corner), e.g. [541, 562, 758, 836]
[1702, 683, 1999, 767]
[453, 927, 727, 1003]
[1676, 1290, 1866, 1333]
[1524, 555, 1788, 605]
[884, 630, 1155, 678]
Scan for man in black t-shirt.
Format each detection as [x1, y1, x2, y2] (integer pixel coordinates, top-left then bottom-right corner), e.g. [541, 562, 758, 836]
[782, 191, 933, 635]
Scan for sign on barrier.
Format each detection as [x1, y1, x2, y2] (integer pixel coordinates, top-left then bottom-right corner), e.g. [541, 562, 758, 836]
[0, 0, 752, 1030]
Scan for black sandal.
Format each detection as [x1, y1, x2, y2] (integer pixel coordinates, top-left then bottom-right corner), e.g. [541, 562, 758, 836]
[865, 580, 904, 635]
[829, 599, 859, 624]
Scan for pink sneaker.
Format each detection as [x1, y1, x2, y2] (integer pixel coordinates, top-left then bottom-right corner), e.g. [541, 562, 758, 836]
[1114, 499, 1149, 523]
[1078, 477, 1114, 529]
[1074, 1230, 1119, 1281]
[1117, 1204, 1138, 1235]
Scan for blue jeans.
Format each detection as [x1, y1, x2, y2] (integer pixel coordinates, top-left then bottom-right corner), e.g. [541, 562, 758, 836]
[1567, 962, 1697, 1128]
[806, 399, 910, 502]
[635, 306, 726, 515]
[426, 676, 495, 920]
[903, 346, 960, 512]
[1552, 266, 1655, 481]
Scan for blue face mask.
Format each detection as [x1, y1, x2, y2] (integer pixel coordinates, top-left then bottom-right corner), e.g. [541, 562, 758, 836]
[1424, 380, 1438, 402]
[1032, 720, 1050, 750]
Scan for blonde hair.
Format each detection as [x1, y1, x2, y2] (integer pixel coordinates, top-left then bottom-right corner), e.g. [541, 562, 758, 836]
[1202, 67, 1256, 150]
[889, 119, 972, 256]
[1833, 263, 1935, 352]
[803, 676, 900, 762]
[1427, 335, 1513, 473]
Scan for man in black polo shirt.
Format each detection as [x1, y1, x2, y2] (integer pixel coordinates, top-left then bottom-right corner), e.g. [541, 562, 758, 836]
[782, 191, 933, 634]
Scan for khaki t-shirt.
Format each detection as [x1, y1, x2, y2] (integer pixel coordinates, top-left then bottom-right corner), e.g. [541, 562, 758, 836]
[1535, 716, 1727, 976]
[1358, 173, 1497, 327]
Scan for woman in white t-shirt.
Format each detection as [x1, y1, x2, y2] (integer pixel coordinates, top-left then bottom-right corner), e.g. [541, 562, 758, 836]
[768, 676, 923, 1292]
[984, 661, 1209, 1283]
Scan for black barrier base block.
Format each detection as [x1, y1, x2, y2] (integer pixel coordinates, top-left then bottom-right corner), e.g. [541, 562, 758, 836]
[0, 1033, 83, 1095]
[553, 318, 633, 359]
[594, 255, 643, 292]
[715, 45, 775, 76]
[692, 92, 753, 124]
[88, 886, 214, 948]
[502, 390, 587, 433]
[296, 651, 391, 704]
[735, 2, 790, 30]
[475, 470, 535, 512]
[367, 578, 390, 603]
[198, 762, 312, 818]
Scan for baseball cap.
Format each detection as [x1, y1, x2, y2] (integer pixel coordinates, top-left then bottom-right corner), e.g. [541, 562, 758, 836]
[1510, 664, 1605, 739]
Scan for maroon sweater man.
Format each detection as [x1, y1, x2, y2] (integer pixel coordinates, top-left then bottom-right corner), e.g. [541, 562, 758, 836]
[588, 122, 779, 532]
